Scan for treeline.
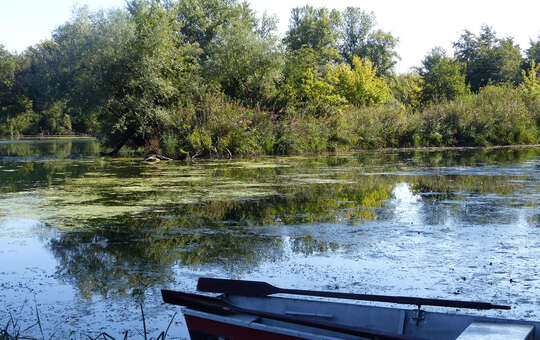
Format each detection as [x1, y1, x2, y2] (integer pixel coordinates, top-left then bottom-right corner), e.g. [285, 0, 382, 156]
[0, 0, 539, 157]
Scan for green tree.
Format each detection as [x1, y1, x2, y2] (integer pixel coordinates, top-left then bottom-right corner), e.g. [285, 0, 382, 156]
[174, 0, 247, 54]
[103, 0, 202, 153]
[172, 0, 282, 105]
[18, 40, 61, 114]
[338, 7, 399, 76]
[524, 36, 540, 75]
[0, 45, 19, 121]
[519, 60, 540, 127]
[200, 7, 282, 105]
[205, 22, 282, 105]
[0, 45, 37, 136]
[453, 25, 523, 92]
[51, 6, 134, 133]
[278, 48, 344, 115]
[418, 47, 469, 103]
[283, 6, 341, 65]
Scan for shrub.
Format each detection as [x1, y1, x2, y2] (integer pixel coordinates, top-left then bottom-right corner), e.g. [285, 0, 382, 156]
[419, 85, 538, 146]
[346, 102, 414, 148]
[169, 94, 275, 158]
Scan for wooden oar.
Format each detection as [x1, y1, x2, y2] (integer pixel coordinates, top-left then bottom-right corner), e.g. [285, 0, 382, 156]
[161, 289, 428, 340]
[197, 278, 511, 310]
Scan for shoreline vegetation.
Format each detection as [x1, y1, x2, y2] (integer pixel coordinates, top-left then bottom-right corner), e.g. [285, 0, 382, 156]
[1, 134, 538, 157]
[0, 1, 539, 160]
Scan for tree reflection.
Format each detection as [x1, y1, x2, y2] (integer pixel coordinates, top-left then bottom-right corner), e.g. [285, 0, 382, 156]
[46, 185, 387, 300]
[0, 138, 99, 159]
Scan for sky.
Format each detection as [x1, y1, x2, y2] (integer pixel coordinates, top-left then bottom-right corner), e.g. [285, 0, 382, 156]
[1, 0, 539, 73]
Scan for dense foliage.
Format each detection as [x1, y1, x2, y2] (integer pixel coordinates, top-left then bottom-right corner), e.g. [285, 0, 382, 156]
[0, 1, 539, 156]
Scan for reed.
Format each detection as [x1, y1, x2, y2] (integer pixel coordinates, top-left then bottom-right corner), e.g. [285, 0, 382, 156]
[1, 305, 176, 340]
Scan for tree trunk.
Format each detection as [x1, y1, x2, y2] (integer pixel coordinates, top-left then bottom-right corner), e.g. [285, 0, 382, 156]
[100, 139, 126, 156]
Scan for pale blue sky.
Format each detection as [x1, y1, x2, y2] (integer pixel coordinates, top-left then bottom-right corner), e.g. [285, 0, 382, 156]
[1, 0, 539, 73]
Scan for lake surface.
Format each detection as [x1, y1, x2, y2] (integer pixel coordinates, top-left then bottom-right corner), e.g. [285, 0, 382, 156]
[0, 138, 539, 339]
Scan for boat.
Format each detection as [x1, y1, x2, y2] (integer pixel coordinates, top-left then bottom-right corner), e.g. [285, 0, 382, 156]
[162, 278, 539, 340]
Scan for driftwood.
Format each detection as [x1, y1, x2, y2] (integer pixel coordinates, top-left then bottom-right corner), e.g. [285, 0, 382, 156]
[144, 153, 173, 162]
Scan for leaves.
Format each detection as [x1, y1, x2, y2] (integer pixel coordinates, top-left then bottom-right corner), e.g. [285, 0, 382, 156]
[418, 47, 469, 103]
[454, 25, 522, 91]
[338, 7, 399, 77]
[327, 56, 391, 106]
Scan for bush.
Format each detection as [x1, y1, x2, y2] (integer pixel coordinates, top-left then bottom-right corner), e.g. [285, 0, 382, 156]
[419, 85, 538, 146]
[169, 94, 275, 158]
[274, 113, 331, 154]
[345, 103, 415, 148]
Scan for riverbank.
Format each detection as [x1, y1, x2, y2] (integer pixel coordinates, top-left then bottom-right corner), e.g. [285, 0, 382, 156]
[2, 134, 539, 161]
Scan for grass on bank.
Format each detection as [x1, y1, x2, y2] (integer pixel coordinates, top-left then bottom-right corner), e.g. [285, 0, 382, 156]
[1, 305, 177, 340]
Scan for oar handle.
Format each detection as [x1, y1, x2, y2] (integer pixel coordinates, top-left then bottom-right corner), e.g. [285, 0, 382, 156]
[282, 288, 510, 310]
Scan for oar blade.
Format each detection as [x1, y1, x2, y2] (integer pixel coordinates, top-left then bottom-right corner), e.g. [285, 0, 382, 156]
[197, 277, 278, 297]
[161, 289, 233, 315]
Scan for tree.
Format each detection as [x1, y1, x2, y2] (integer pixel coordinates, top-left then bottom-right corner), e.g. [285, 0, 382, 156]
[389, 72, 424, 110]
[50, 6, 134, 133]
[103, 0, 202, 153]
[283, 6, 341, 65]
[205, 21, 282, 105]
[0, 45, 36, 136]
[327, 56, 391, 106]
[174, 0, 248, 54]
[278, 48, 344, 115]
[357, 30, 399, 77]
[18, 40, 61, 114]
[172, 0, 282, 105]
[338, 7, 374, 64]
[338, 7, 399, 77]
[0, 45, 18, 114]
[418, 48, 469, 103]
[519, 60, 540, 127]
[453, 25, 523, 92]
[524, 37, 540, 75]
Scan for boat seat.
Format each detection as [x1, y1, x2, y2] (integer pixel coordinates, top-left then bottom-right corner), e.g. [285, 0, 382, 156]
[457, 322, 534, 340]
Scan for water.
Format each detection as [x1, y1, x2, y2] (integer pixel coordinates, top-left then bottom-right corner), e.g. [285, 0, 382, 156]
[0, 138, 538, 339]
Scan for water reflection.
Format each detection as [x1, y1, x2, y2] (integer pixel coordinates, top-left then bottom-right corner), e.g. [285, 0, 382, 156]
[390, 183, 422, 226]
[0, 137, 99, 160]
[47, 172, 538, 299]
[0, 138, 538, 304]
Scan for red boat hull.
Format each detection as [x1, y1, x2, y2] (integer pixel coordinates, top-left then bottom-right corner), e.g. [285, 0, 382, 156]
[185, 314, 306, 340]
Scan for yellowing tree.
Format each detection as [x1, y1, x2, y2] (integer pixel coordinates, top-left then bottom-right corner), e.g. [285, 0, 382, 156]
[520, 60, 540, 95]
[328, 56, 390, 106]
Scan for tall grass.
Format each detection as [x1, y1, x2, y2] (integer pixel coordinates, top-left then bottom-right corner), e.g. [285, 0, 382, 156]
[415, 85, 538, 147]
[1, 304, 176, 340]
